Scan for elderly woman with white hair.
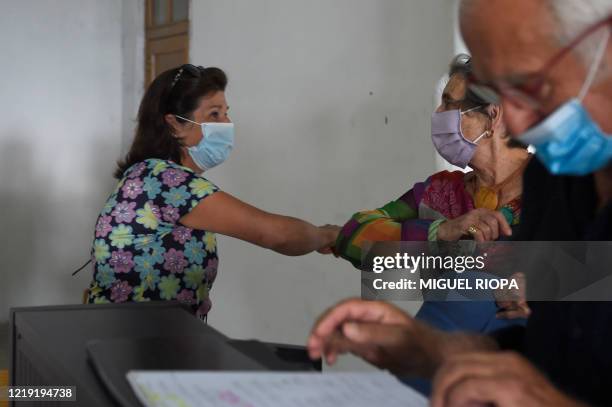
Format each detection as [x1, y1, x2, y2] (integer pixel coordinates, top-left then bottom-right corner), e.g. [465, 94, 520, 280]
[334, 54, 532, 339]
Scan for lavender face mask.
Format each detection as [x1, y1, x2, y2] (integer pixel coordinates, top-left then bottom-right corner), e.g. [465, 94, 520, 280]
[431, 107, 488, 169]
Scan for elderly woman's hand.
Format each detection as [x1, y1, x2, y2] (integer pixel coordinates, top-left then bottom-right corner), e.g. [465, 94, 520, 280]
[495, 272, 531, 319]
[437, 208, 512, 242]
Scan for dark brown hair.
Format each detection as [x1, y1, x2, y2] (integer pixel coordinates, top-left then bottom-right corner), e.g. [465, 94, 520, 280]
[115, 65, 228, 178]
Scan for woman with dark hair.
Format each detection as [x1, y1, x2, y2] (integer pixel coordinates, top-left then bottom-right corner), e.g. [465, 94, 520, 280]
[87, 64, 339, 318]
[334, 54, 532, 333]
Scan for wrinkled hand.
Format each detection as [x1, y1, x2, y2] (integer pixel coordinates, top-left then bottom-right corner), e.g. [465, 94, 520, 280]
[495, 272, 531, 319]
[308, 299, 413, 372]
[437, 208, 512, 242]
[308, 299, 449, 377]
[317, 224, 341, 254]
[431, 352, 584, 407]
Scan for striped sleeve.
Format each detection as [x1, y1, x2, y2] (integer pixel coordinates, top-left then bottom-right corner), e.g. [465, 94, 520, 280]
[335, 192, 419, 269]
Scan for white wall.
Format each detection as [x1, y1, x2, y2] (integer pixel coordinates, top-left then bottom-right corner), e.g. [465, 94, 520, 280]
[0, 0, 142, 321]
[434, 0, 470, 172]
[0, 1, 456, 368]
[121, 0, 146, 153]
[190, 0, 455, 354]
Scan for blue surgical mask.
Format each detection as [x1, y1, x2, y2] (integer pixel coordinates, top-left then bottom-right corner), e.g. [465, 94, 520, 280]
[176, 115, 235, 171]
[518, 31, 612, 176]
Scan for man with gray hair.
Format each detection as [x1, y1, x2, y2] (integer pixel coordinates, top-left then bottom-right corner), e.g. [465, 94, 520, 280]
[308, 1, 612, 405]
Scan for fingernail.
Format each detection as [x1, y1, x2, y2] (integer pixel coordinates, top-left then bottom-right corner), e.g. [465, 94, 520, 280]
[343, 322, 358, 338]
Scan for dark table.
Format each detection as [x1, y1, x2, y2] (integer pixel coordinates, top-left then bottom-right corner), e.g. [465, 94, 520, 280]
[9, 302, 319, 407]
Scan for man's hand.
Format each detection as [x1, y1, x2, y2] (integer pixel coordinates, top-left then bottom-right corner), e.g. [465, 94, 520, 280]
[308, 299, 427, 375]
[431, 352, 586, 407]
[307, 299, 496, 378]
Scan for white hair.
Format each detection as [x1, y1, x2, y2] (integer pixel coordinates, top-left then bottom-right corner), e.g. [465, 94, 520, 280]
[549, 0, 612, 44]
[547, 0, 612, 70]
[460, 0, 611, 63]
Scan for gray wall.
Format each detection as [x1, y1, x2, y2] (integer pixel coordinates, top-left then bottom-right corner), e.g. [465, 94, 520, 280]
[0, 0, 455, 363]
[189, 0, 455, 348]
[0, 0, 143, 321]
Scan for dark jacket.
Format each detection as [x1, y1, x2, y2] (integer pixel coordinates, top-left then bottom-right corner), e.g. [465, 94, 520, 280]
[494, 159, 612, 406]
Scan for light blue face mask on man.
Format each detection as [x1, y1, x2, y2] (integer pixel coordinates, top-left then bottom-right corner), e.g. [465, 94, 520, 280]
[518, 31, 612, 176]
[176, 115, 235, 171]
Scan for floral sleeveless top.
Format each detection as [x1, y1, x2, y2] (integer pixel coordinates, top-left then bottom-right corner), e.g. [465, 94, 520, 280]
[87, 159, 219, 318]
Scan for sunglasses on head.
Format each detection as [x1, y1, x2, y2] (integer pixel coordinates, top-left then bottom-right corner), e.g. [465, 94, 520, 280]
[170, 64, 206, 90]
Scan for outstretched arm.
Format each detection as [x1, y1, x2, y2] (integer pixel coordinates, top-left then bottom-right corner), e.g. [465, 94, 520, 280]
[180, 191, 340, 256]
[335, 185, 433, 268]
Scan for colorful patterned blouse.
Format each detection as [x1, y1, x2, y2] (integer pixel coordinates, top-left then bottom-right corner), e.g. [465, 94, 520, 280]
[87, 158, 219, 318]
[336, 170, 521, 269]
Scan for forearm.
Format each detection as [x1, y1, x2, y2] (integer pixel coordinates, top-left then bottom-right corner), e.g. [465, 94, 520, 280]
[402, 321, 499, 378]
[182, 191, 335, 256]
[432, 332, 499, 372]
[268, 216, 327, 256]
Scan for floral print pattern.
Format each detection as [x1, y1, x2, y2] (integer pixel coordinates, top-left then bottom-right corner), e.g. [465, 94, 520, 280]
[422, 171, 474, 219]
[112, 201, 137, 224]
[95, 215, 113, 237]
[88, 159, 219, 317]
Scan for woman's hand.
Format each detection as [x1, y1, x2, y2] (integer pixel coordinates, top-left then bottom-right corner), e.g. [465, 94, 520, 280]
[437, 208, 512, 242]
[495, 272, 531, 319]
[496, 299, 531, 319]
[316, 224, 341, 254]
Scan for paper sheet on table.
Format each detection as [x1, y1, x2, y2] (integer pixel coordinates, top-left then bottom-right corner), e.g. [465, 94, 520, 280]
[126, 370, 428, 407]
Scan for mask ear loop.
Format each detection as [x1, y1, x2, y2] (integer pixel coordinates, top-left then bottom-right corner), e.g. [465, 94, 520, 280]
[173, 115, 204, 147]
[460, 105, 483, 115]
[472, 130, 490, 144]
[175, 114, 202, 126]
[578, 28, 610, 101]
[461, 105, 490, 144]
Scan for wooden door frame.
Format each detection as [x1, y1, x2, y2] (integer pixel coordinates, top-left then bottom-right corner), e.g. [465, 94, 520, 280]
[144, 0, 190, 86]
